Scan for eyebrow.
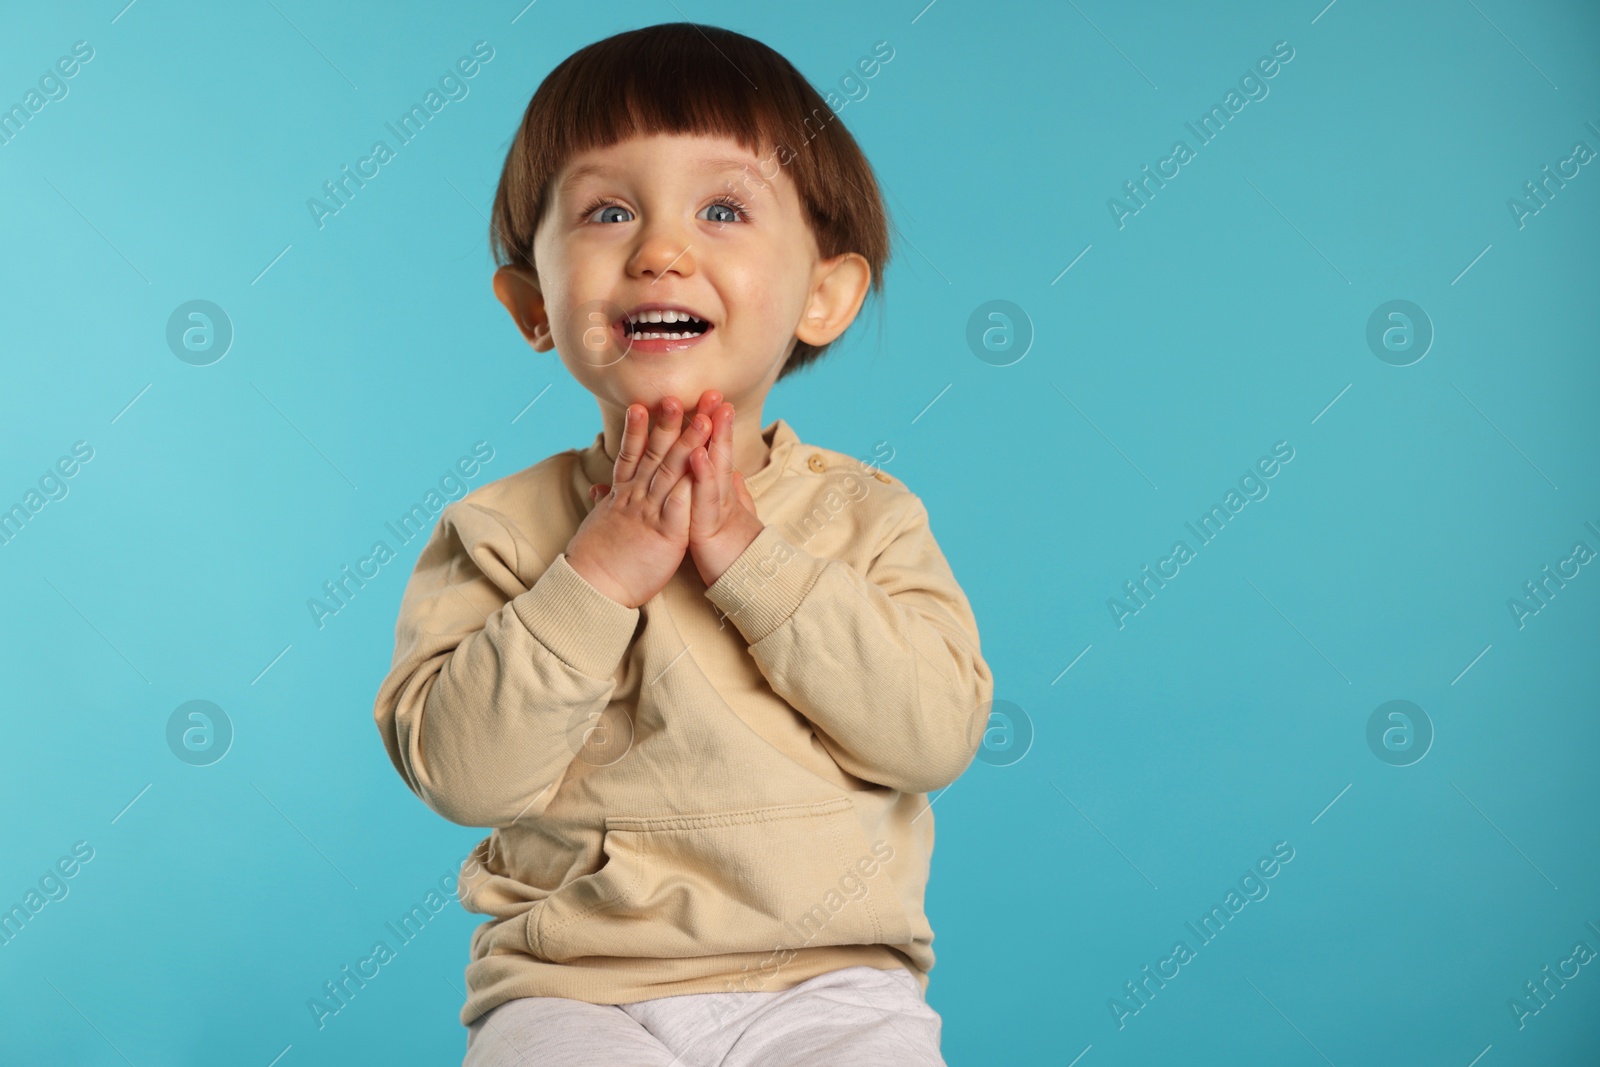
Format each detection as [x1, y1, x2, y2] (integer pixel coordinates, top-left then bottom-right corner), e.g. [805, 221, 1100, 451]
[558, 156, 767, 197]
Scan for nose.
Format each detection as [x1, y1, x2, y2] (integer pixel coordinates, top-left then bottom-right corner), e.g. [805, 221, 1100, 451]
[628, 218, 697, 283]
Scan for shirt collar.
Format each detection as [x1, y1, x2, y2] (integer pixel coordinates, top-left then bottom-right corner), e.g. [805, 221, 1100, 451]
[577, 416, 800, 503]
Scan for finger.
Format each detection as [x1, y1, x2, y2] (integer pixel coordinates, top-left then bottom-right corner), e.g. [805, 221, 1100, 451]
[692, 389, 723, 428]
[686, 391, 723, 480]
[633, 396, 684, 491]
[707, 402, 734, 490]
[688, 445, 719, 534]
[612, 404, 648, 486]
[589, 482, 611, 502]
[648, 410, 712, 506]
[663, 466, 694, 534]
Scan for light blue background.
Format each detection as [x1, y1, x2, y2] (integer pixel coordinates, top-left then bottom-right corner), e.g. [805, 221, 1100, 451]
[2, 1, 1597, 1063]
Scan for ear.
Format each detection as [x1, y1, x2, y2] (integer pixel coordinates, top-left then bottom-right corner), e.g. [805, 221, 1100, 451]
[794, 252, 871, 347]
[492, 265, 555, 351]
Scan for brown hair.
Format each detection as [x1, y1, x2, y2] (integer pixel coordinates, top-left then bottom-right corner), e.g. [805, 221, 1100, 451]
[488, 22, 890, 382]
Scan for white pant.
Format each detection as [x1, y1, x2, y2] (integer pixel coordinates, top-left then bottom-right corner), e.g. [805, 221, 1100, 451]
[461, 965, 947, 1067]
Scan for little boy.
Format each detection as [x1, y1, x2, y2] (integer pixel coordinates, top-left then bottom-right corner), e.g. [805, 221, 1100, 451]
[372, 22, 994, 1067]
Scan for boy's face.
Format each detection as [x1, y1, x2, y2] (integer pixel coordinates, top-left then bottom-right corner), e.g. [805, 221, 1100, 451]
[494, 131, 869, 421]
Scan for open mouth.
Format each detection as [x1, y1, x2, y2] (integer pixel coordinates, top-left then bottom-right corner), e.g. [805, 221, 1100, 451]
[622, 310, 711, 341]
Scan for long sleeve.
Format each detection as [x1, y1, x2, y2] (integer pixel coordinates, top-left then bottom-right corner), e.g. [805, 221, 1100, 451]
[702, 496, 994, 795]
[371, 501, 640, 828]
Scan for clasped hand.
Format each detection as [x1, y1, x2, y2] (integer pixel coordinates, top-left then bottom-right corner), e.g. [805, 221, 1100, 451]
[563, 391, 765, 608]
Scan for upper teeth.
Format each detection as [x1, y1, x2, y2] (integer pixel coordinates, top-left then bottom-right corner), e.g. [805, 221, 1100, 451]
[633, 309, 701, 325]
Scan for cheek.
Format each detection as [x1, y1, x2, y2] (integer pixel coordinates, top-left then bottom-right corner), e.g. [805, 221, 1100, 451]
[537, 252, 600, 343]
[721, 258, 807, 332]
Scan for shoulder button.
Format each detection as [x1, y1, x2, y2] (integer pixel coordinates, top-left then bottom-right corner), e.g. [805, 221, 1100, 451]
[872, 470, 892, 483]
[807, 453, 827, 474]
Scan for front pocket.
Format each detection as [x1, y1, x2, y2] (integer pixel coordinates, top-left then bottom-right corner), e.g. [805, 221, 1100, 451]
[527, 796, 912, 963]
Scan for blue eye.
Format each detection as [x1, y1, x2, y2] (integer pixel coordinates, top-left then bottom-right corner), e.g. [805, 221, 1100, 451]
[579, 198, 632, 224]
[703, 196, 753, 223]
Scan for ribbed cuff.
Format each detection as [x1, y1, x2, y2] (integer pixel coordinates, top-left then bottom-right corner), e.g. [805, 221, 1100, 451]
[703, 525, 828, 645]
[510, 553, 640, 677]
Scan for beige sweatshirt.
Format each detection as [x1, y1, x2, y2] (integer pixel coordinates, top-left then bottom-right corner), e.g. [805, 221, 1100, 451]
[371, 417, 995, 1026]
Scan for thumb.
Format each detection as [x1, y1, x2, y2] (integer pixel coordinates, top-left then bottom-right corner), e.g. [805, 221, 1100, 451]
[590, 483, 611, 502]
